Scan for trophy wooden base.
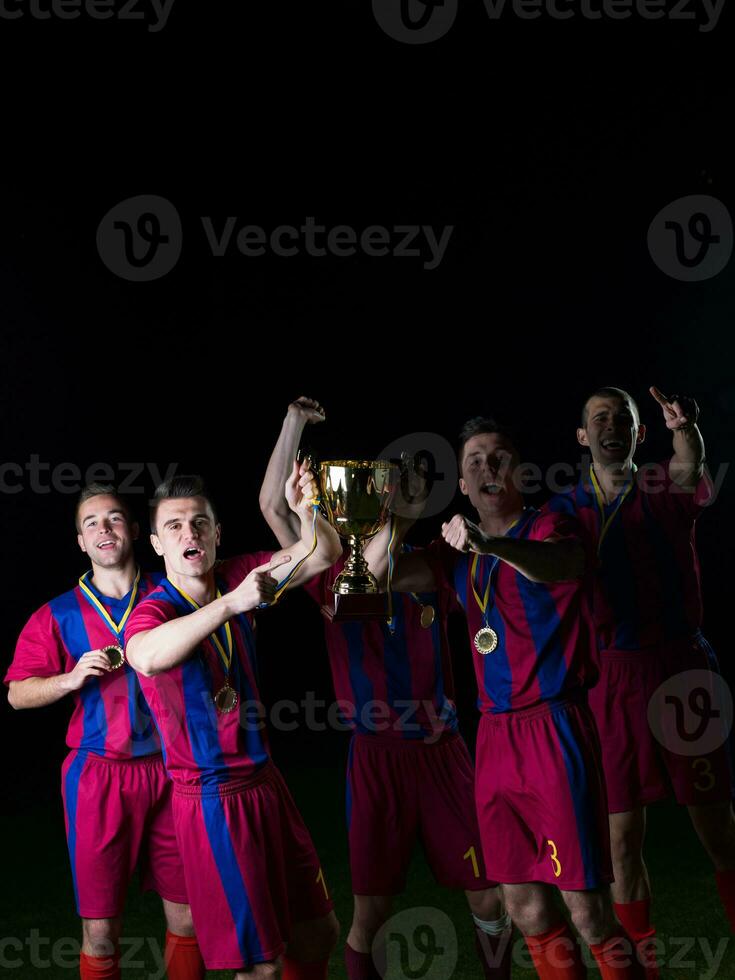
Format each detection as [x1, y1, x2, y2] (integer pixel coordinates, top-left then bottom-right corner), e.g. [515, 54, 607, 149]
[321, 592, 389, 623]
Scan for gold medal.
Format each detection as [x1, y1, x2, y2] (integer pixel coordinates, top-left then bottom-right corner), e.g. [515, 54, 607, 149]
[474, 627, 499, 655]
[101, 644, 125, 670]
[214, 685, 239, 714]
[420, 605, 435, 629]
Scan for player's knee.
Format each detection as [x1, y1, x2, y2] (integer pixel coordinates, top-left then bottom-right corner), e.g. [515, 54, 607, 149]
[568, 901, 613, 946]
[162, 900, 196, 937]
[82, 918, 121, 957]
[503, 895, 549, 937]
[609, 826, 644, 874]
[465, 887, 504, 922]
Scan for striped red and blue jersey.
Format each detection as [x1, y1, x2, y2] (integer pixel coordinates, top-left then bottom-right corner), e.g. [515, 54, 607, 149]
[549, 462, 713, 652]
[304, 549, 459, 740]
[4, 571, 163, 759]
[430, 507, 598, 714]
[124, 553, 274, 788]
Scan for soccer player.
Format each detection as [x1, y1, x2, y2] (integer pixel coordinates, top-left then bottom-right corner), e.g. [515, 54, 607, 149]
[124, 467, 342, 980]
[386, 418, 643, 980]
[259, 397, 513, 980]
[549, 385, 735, 976]
[5, 483, 204, 980]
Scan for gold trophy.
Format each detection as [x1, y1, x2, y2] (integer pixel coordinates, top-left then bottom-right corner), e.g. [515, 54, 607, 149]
[318, 459, 399, 621]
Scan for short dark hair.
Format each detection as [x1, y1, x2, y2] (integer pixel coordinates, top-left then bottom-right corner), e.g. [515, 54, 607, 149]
[457, 416, 519, 470]
[75, 483, 130, 532]
[150, 474, 218, 532]
[581, 387, 640, 427]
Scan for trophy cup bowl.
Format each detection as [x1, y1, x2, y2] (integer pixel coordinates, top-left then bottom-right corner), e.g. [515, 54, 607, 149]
[318, 459, 399, 620]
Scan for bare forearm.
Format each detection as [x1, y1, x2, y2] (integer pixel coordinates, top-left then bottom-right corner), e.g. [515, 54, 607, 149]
[365, 516, 415, 586]
[7, 674, 73, 709]
[479, 536, 584, 583]
[126, 594, 236, 677]
[259, 414, 306, 520]
[282, 513, 342, 589]
[671, 424, 705, 487]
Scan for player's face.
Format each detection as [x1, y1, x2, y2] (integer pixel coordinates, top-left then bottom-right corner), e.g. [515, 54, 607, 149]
[150, 497, 221, 579]
[459, 433, 521, 515]
[578, 395, 645, 465]
[77, 495, 138, 568]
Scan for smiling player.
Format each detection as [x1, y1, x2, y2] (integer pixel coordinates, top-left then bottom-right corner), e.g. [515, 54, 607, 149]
[5, 483, 203, 980]
[549, 386, 735, 977]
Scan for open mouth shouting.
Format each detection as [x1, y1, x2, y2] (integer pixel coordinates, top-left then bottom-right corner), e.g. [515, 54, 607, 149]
[182, 546, 205, 563]
[600, 437, 628, 455]
[479, 482, 502, 497]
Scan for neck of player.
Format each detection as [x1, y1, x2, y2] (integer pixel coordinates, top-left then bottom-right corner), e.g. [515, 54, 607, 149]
[89, 558, 138, 599]
[479, 500, 525, 538]
[168, 568, 217, 606]
[592, 459, 635, 504]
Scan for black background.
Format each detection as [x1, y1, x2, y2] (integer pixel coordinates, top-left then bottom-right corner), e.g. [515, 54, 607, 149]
[2, 2, 735, 819]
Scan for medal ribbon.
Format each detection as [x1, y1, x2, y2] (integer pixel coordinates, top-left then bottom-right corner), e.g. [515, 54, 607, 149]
[469, 511, 533, 626]
[386, 518, 398, 633]
[589, 464, 636, 554]
[169, 582, 234, 679]
[267, 498, 321, 606]
[78, 567, 141, 638]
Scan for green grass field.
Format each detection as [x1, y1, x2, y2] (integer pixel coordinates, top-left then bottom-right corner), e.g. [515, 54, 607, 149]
[3, 759, 732, 979]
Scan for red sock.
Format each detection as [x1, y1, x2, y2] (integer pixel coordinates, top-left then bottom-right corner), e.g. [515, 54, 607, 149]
[164, 931, 205, 980]
[344, 944, 382, 980]
[524, 921, 586, 979]
[79, 950, 120, 980]
[589, 931, 643, 980]
[715, 869, 735, 932]
[282, 954, 331, 980]
[613, 900, 660, 979]
[474, 923, 513, 978]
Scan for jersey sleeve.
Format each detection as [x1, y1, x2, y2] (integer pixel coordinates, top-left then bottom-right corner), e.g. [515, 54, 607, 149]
[124, 595, 178, 646]
[4, 605, 66, 683]
[638, 460, 714, 519]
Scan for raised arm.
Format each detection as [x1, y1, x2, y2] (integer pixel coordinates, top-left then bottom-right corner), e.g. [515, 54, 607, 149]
[126, 556, 292, 677]
[259, 397, 325, 548]
[649, 386, 705, 490]
[441, 514, 585, 584]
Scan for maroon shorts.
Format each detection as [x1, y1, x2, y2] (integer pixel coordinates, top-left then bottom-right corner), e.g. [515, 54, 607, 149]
[589, 632, 734, 813]
[61, 750, 187, 919]
[172, 762, 333, 971]
[347, 732, 495, 895]
[475, 699, 613, 891]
